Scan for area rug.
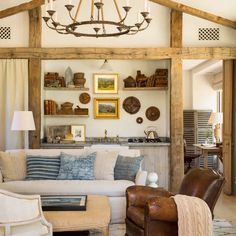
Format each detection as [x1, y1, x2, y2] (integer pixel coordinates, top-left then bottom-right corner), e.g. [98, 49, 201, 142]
[54, 219, 236, 236]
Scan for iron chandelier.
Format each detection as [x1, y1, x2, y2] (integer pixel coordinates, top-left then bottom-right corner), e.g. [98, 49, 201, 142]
[43, 0, 152, 38]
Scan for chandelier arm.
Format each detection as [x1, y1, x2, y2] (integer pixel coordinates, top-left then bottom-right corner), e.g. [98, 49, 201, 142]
[68, 9, 77, 22]
[49, 14, 70, 28]
[54, 28, 70, 34]
[135, 23, 150, 32]
[45, 21, 69, 34]
[74, 0, 83, 22]
[66, 20, 131, 37]
[112, 0, 122, 21]
[91, 0, 94, 20]
[129, 21, 150, 34]
[66, 28, 130, 37]
[118, 10, 128, 24]
[101, 0, 106, 34]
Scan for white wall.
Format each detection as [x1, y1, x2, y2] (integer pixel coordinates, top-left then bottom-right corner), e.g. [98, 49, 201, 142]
[212, 72, 223, 90]
[183, 15, 236, 47]
[192, 74, 217, 110]
[42, 59, 170, 138]
[0, 13, 29, 47]
[183, 71, 192, 109]
[175, 0, 236, 19]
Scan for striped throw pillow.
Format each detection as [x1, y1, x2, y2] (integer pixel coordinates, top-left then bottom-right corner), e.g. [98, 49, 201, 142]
[26, 155, 60, 180]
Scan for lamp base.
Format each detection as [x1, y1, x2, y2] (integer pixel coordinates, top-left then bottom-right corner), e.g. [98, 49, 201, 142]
[214, 123, 221, 144]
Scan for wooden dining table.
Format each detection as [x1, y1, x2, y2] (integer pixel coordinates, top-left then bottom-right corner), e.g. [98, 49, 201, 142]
[193, 144, 222, 168]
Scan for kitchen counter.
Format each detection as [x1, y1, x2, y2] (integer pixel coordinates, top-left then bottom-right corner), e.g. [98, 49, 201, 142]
[41, 142, 170, 149]
[41, 137, 170, 149]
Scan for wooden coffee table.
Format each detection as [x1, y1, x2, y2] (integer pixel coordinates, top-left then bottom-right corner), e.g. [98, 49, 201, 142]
[43, 195, 111, 236]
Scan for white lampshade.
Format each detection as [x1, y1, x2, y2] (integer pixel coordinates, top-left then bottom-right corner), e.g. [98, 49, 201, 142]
[100, 59, 113, 71]
[11, 111, 36, 131]
[208, 112, 223, 125]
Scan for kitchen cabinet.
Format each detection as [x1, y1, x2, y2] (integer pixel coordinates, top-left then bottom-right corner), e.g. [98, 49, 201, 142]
[130, 146, 170, 189]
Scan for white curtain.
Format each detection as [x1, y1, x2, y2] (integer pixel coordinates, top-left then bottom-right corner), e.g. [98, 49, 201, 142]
[0, 59, 28, 151]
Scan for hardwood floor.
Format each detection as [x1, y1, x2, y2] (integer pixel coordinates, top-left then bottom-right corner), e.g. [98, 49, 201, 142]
[214, 192, 236, 228]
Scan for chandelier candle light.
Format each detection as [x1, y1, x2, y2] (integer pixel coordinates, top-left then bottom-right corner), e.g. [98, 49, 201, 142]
[43, 0, 152, 37]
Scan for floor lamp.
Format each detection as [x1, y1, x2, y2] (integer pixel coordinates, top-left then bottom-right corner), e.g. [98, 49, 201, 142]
[11, 111, 36, 148]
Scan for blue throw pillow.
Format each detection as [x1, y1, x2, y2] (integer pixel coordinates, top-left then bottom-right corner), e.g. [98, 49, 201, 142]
[26, 155, 61, 180]
[114, 155, 144, 182]
[57, 152, 96, 180]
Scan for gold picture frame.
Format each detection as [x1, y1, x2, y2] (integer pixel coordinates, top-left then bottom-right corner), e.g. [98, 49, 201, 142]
[94, 98, 120, 119]
[93, 73, 118, 94]
[71, 125, 86, 142]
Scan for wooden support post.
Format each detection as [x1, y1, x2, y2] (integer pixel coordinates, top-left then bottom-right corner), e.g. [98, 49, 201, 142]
[29, 7, 42, 48]
[28, 7, 42, 148]
[223, 60, 233, 194]
[28, 58, 41, 149]
[170, 10, 183, 192]
[170, 58, 184, 193]
[170, 10, 182, 47]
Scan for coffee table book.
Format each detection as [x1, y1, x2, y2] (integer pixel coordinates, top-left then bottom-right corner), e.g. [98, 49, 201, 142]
[41, 195, 87, 211]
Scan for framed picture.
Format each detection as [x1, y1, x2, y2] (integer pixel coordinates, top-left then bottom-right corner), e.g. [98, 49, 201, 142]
[71, 125, 86, 142]
[93, 73, 118, 94]
[46, 125, 71, 143]
[41, 195, 87, 211]
[94, 98, 120, 119]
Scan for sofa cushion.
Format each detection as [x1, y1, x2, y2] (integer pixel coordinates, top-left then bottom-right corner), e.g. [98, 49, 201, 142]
[114, 155, 144, 182]
[25, 149, 87, 156]
[26, 155, 61, 180]
[93, 151, 118, 180]
[0, 180, 134, 197]
[0, 151, 26, 181]
[57, 152, 96, 180]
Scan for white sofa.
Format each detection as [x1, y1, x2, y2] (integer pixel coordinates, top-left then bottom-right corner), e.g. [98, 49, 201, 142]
[0, 147, 147, 223]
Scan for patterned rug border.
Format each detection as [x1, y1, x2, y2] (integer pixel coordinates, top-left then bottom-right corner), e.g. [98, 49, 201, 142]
[54, 219, 236, 236]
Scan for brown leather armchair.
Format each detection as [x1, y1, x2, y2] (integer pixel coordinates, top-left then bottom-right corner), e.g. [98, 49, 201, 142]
[125, 168, 225, 236]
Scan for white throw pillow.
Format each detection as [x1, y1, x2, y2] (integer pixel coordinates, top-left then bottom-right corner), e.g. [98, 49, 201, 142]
[0, 151, 26, 181]
[93, 151, 119, 180]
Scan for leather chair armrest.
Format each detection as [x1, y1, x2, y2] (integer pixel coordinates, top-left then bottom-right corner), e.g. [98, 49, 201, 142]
[145, 196, 178, 222]
[126, 186, 174, 208]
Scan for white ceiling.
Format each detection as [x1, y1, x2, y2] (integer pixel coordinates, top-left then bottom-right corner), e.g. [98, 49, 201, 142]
[1, 0, 236, 21]
[182, 60, 206, 70]
[173, 0, 236, 20]
[182, 60, 222, 75]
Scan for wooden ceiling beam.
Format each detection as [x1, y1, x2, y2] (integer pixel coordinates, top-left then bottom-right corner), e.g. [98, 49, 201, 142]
[0, 47, 235, 59]
[0, 0, 44, 19]
[150, 0, 236, 29]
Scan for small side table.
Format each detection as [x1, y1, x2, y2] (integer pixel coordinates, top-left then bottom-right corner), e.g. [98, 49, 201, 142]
[148, 172, 158, 188]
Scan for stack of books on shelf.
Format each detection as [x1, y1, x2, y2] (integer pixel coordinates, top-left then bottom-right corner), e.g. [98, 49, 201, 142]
[44, 100, 58, 115]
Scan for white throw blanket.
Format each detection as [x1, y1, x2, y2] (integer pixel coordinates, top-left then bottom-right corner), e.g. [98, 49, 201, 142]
[173, 194, 213, 236]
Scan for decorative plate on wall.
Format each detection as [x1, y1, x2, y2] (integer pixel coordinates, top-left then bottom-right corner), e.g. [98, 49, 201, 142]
[79, 92, 91, 104]
[146, 106, 160, 121]
[122, 96, 141, 114]
[136, 117, 143, 124]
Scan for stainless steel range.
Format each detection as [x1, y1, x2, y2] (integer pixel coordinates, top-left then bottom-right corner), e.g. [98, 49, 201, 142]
[128, 137, 163, 143]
